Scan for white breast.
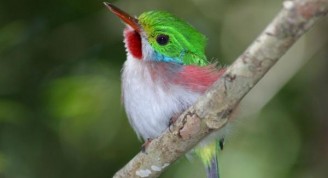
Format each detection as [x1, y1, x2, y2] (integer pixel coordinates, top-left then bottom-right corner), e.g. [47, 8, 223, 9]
[122, 55, 201, 140]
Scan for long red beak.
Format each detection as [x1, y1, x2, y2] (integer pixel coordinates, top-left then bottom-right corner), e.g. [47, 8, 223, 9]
[103, 2, 140, 32]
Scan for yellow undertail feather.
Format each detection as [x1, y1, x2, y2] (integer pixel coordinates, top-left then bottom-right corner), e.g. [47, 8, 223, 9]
[196, 141, 220, 178]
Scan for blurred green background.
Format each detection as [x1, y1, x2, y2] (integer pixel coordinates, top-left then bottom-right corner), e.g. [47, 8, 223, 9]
[0, 0, 328, 177]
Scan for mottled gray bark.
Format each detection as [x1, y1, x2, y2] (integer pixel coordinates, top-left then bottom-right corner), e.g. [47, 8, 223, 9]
[113, 0, 328, 177]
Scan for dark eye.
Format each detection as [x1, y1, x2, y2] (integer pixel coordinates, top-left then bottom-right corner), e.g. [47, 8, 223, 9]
[156, 34, 169, 45]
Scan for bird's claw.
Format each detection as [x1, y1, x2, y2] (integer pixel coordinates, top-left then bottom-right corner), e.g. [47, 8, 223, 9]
[141, 138, 153, 153]
[219, 138, 224, 150]
[168, 114, 180, 132]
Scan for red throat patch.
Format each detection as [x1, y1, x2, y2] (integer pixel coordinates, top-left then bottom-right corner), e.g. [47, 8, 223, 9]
[124, 29, 142, 59]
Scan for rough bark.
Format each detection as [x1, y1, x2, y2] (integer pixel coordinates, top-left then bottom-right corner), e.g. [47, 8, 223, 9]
[113, 0, 328, 177]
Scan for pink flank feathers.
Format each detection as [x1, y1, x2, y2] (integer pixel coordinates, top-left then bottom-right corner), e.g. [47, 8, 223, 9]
[175, 65, 226, 93]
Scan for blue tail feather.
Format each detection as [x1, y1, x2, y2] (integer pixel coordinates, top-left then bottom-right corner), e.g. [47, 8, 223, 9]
[206, 153, 219, 178]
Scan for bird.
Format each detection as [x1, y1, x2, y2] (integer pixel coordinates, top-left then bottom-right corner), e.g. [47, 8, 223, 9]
[104, 2, 226, 178]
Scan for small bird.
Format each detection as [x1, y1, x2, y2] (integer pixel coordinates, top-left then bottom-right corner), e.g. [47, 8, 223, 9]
[104, 3, 226, 178]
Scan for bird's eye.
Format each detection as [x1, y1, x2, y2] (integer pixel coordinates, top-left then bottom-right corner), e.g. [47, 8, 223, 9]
[156, 34, 169, 45]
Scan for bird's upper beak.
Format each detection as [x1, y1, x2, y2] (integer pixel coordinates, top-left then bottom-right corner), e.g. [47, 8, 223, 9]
[103, 2, 140, 32]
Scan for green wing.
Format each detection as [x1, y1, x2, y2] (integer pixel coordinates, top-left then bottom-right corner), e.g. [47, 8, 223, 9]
[182, 50, 208, 66]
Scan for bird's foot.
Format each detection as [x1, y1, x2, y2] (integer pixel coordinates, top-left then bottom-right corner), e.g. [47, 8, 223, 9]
[219, 138, 225, 150]
[168, 113, 180, 132]
[141, 138, 153, 153]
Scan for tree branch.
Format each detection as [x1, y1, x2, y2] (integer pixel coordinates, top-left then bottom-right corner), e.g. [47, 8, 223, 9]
[113, 0, 328, 177]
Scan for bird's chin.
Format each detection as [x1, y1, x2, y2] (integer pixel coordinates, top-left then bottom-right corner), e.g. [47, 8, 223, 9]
[123, 27, 143, 60]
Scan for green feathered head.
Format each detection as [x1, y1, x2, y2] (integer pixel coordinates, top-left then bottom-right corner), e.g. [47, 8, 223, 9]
[138, 11, 208, 65]
[105, 3, 208, 65]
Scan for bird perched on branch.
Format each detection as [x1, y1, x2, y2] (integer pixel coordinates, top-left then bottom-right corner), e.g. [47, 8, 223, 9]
[104, 3, 226, 178]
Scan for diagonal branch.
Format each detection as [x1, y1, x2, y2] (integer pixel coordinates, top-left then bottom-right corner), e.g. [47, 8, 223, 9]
[113, 0, 328, 177]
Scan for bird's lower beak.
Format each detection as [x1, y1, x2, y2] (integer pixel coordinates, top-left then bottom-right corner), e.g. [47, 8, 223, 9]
[103, 2, 140, 32]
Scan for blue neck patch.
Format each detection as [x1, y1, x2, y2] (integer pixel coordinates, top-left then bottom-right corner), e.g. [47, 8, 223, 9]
[153, 51, 184, 65]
